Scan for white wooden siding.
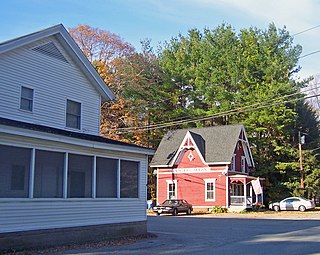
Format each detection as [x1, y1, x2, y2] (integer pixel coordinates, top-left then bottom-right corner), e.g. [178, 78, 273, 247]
[0, 132, 149, 233]
[0, 36, 101, 135]
[0, 200, 146, 233]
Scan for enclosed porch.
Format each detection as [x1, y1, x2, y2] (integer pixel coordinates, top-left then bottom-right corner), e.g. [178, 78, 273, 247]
[229, 174, 263, 211]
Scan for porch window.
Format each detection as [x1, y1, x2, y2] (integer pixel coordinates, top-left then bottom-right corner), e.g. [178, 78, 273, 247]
[231, 183, 244, 196]
[167, 180, 177, 199]
[0, 145, 31, 198]
[34, 150, 64, 198]
[205, 179, 216, 201]
[20, 86, 34, 112]
[96, 157, 118, 198]
[120, 160, 139, 198]
[66, 99, 81, 129]
[67, 154, 93, 198]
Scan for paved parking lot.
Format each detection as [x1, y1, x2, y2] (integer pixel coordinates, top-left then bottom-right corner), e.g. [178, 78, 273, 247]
[49, 213, 320, 255]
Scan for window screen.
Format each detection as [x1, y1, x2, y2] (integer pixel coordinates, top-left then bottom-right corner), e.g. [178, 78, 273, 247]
[67, 154, 93, 198]
[96, 157, 118, 198]
[120, 160, 139, 198]
[0, 145, 31, 198]
[34, 150, 64, 198]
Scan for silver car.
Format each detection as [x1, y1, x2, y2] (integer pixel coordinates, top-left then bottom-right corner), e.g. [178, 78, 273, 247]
[269, 197, 315, 212]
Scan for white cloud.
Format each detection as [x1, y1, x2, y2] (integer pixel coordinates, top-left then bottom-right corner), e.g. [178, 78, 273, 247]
[189, 0, 319, 35]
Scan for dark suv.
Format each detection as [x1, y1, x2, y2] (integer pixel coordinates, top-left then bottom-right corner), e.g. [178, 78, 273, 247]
[153, 199, 193, 216]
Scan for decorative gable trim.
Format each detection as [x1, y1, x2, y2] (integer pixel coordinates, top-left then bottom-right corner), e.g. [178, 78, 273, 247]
[240, 127, 255, 168]
[168, 131, 207, 167]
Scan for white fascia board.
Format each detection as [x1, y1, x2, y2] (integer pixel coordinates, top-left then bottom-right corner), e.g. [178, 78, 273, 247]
[151, 162, 230, 168]
[0, 24, 115, 102]
[241, 126, 255, 168]
[150, 164, 170, 168]
[0, 24, 65, 54]
[168, 131, 207, 167]
[207, 162, 230, 165]
[0, 125, 154, 156]
[56, 28, 115, 101]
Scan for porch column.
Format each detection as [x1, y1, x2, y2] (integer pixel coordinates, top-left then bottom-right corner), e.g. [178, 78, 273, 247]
[244, 180, 247, 207]
[225, 172, 229, 208]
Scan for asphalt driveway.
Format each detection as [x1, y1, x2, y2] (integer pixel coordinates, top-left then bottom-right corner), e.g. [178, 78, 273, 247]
[49, 214, 320, 255]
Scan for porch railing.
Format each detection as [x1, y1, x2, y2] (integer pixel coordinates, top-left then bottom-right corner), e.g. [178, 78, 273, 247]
[230, 196, 252, 206]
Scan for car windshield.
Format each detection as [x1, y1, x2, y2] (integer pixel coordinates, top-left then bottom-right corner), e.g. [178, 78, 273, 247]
[162, 200, 179, 205]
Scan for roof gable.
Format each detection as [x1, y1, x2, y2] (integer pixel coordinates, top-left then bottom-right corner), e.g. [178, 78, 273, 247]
[0, 24, 115, 102]
[169, 131, 206, 166]
[151, 125, 254, 167]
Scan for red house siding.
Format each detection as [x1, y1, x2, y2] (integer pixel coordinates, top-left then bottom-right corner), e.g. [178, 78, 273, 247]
[230, 141, 248, 174]
[157, 148, 228, 207]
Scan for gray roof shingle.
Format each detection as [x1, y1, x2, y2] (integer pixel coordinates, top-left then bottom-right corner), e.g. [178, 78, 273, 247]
[150, 124, 245, 166]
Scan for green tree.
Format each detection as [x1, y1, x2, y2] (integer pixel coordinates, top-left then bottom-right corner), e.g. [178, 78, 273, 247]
[157, 23, 319, 202]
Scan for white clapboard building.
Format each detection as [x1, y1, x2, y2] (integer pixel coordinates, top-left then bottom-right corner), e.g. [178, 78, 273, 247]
[0, 24, 153, 251]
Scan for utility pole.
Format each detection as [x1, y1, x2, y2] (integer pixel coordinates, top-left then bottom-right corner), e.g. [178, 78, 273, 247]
[298, 131, 305, 191]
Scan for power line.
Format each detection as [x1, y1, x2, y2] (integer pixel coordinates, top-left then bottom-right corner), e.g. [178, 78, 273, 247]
[292, 25, 320, 60]
[299, 50, 320, 59]
[292, 24, 320, 37]
[105, 83, 320, 132]
[124, 93, 320, 133]
[107, 92, 320, 134]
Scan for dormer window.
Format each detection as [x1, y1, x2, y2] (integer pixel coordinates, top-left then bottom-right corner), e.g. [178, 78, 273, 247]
[66, 99, 81, 129]
[20, 86, 34, 112]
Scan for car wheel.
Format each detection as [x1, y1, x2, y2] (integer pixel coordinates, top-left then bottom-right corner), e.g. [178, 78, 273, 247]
[156, 212, 161, 216]
[172, 209, 178, 216]
[299, 205, 306, 212]
[187, 208, 192, 215]
[273, 205, 280, 212]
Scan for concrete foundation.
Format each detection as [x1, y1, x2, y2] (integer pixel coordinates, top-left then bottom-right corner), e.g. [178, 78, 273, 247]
[0, 221, 147, 252]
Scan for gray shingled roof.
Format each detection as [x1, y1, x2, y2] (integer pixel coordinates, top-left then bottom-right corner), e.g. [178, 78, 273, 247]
[150, 124, 245, 166]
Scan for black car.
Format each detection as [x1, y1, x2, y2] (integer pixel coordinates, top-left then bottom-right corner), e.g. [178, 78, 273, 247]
[153, 199, 193, 216]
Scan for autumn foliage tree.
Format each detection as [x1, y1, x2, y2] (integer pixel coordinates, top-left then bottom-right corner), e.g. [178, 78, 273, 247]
[69, 25, 140, 143]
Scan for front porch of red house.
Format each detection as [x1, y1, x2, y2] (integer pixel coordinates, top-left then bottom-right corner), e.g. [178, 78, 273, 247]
[229, 174, 264, 211]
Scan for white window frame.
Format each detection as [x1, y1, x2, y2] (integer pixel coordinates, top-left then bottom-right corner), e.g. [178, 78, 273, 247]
[231, 154, 236, 171]
[20, 86, 34, 112]
[204, 178, 216, 201]
[66, 99, 82, 130]
[241, 156, 246, 173]
[166, 180, 177, 199]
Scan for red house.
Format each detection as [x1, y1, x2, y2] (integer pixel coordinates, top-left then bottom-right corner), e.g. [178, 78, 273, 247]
[150, 125, 263, 211]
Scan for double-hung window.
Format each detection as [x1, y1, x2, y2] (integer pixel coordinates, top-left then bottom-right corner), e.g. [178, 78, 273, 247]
[205, 179, 216, 201]
[241, 156, 246, 173]
[231, 154, 236, 171]
[66, 99, 81, 129]
[20, 86, 34, 112]
[167, 180, 177, 199]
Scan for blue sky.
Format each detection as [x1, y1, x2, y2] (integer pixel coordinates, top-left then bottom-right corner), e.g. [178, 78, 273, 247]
[1, 0, 319, 80]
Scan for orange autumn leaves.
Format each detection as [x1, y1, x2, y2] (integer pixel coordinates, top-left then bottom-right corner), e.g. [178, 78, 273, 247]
[69, 25, 154, 146]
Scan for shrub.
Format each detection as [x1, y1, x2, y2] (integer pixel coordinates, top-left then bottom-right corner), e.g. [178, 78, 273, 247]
[211, 206, 228, 213]
[252, 202, 266, 212]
